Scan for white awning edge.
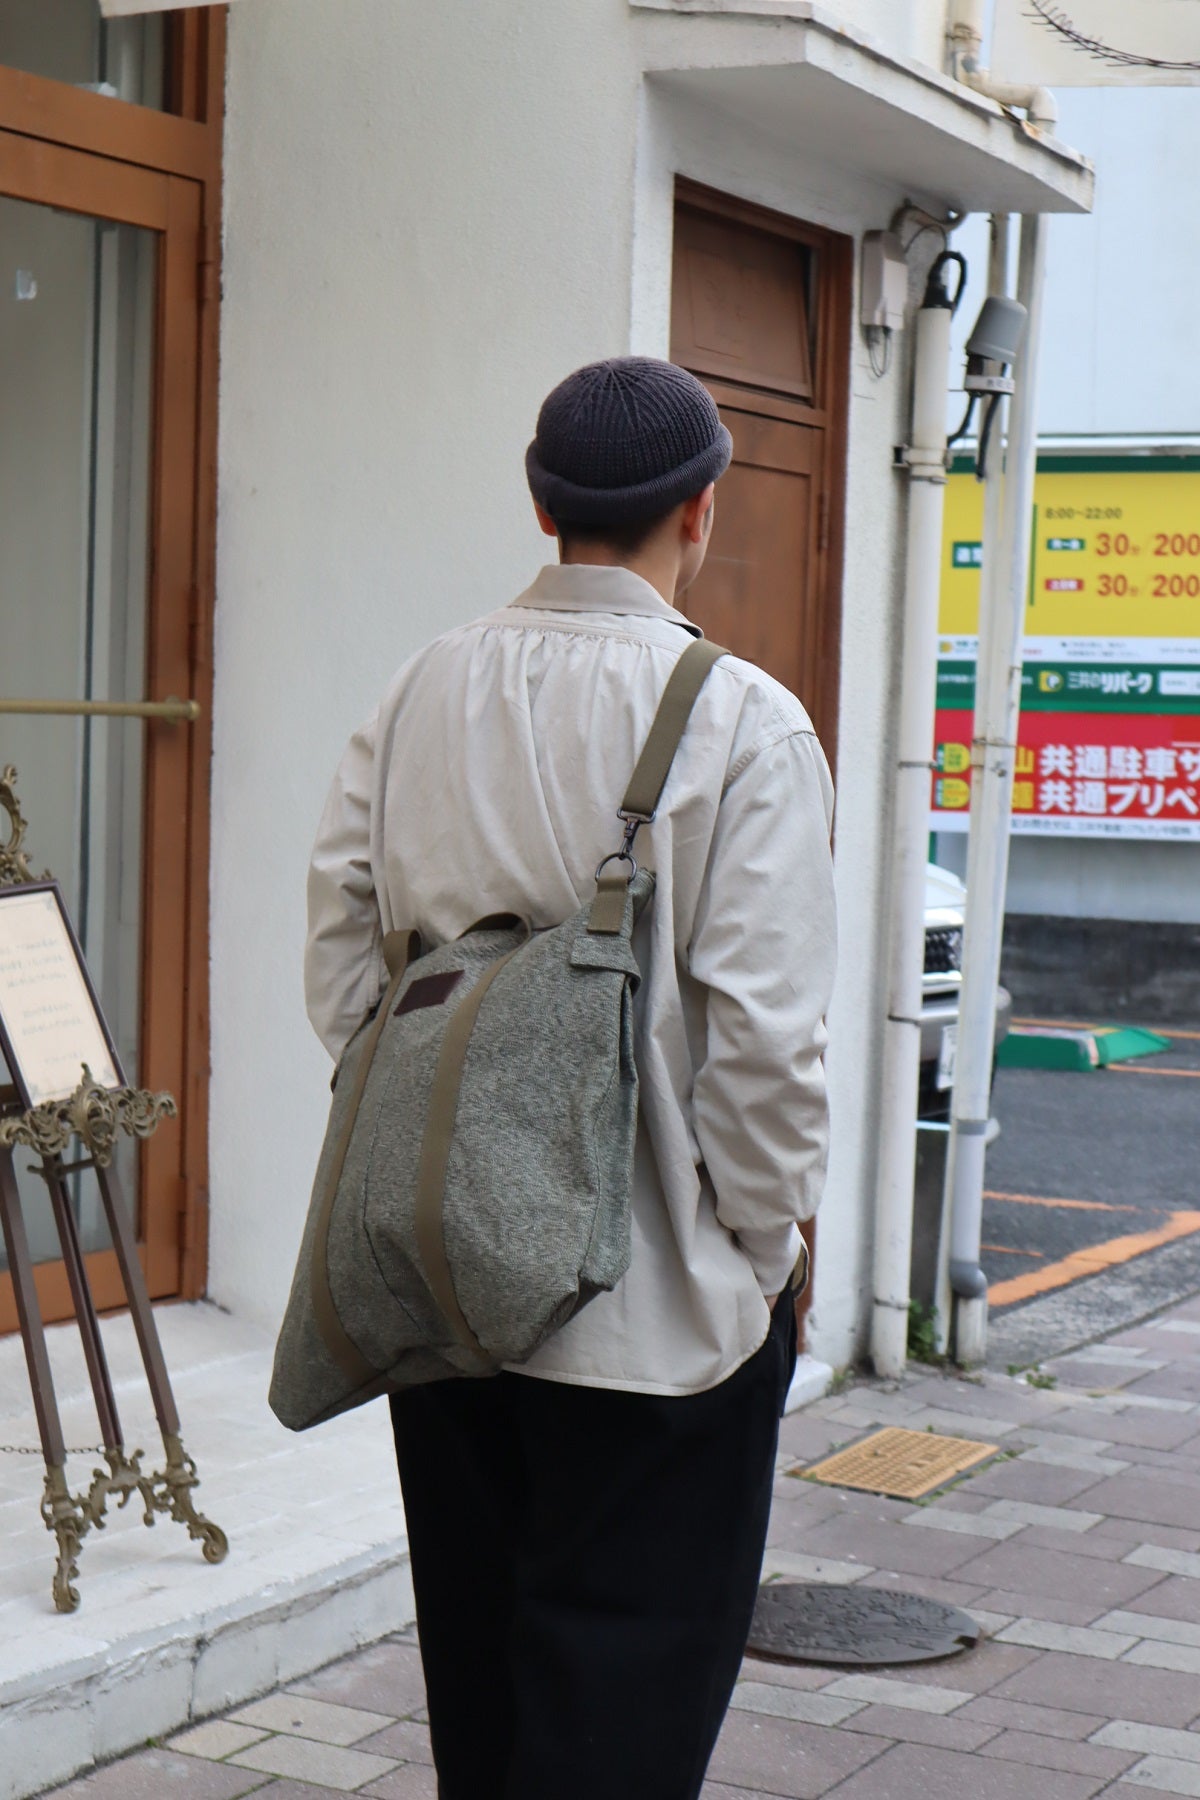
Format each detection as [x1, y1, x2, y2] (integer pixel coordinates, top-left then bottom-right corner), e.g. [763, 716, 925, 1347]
[632, 0, 1095, 216]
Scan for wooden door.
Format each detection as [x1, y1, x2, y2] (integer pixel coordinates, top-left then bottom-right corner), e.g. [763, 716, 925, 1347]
[671, 183, 851, 1339]
[692, 408, 825, 697]
[0, 24, 220, 1339]
[671, 183, 849, 757]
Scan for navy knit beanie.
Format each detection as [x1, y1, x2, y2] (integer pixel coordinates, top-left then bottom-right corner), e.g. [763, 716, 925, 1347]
[526, 357, 733, 527]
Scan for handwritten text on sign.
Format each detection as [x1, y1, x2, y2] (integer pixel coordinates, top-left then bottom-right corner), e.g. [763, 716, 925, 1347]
[0, 889, 119, 1105]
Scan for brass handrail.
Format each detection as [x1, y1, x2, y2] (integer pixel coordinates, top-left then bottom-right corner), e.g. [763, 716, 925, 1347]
[0, 698, 200, 723]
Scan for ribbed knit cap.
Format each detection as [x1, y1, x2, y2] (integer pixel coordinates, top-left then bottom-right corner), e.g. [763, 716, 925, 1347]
[526, 357, 732, 526]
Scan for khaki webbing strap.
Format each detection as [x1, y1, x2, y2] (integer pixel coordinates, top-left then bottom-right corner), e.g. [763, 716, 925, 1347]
[588, 637, 728, 934]
[588, 874, 630, 936]
[620, 638, 728, 820]
[412, 933, 529, 1361]
[384, 926, 422, 978]
[312, 930, 421, 1386]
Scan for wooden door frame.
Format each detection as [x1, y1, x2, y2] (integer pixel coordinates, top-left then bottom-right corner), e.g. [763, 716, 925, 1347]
[0, 12, 224, 1331]
[674, 178, 851, 773]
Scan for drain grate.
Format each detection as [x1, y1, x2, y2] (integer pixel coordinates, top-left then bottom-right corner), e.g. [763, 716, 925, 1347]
[802, 1426, 997, 1499]
[747, 1581, 979, 1667]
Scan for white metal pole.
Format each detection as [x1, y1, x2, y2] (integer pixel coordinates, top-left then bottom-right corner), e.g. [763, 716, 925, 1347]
[870, 283, 956, 1380]
[933, 213, 1011, 1352]
[945, 211, 1050, 1366]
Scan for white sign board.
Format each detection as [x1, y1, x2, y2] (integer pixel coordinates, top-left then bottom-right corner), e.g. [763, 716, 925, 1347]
[0, 886, 121, 1106]
[994, 1, 1200, 85]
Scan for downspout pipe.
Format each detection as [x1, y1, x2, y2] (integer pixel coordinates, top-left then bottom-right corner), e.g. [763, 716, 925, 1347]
[870, 255, 962, 1380]
[946, 0, 1059, 128]
[934, 211, 1012, 1350]
[945, 212, 1050, 1366]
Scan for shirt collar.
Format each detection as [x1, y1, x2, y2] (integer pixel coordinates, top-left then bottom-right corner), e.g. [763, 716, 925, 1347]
[509, 563, 702, 637]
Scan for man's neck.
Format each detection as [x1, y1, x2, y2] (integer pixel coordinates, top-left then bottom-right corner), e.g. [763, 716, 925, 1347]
[559, 543, 681, 607]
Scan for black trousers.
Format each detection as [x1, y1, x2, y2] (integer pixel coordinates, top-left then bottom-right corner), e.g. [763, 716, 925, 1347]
[389, 1296, 796, 1800]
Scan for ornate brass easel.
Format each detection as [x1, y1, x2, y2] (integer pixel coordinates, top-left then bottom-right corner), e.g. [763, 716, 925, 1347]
[0, 766, 227, 1612]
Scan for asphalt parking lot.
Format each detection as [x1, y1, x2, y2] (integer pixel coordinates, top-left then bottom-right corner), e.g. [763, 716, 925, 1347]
[981, 1019, 1200, 1365]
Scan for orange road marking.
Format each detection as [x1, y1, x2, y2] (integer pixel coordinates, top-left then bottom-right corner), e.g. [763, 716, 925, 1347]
[1013, 1015, 1102, 1029]
[1105, 1065, 1200, 1080]
[1013, 1016, 1200, 1040]
[990, 1210, 1200, 1310]
[984, 1189, 1139, 1214]
[981, 1243, 1045, 1259]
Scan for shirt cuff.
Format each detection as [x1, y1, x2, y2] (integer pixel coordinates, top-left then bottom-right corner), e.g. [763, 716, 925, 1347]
[736, 1222, 803, 1297]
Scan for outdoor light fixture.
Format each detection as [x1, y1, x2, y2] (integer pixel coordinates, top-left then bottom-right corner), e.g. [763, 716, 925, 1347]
[949, 292, 1028, 478]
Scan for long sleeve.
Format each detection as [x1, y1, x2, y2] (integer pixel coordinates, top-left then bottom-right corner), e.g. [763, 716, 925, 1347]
[688, 730, 837, 1294]
[304, 711, 386, 1061]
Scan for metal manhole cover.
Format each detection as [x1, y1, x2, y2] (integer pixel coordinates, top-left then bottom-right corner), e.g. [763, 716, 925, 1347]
[802, 1426, 997, 1499]
[747, 1582, 980, 1667]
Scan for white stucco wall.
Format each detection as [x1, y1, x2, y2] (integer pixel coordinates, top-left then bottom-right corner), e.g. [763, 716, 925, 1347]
[829, 0, 949, 68]
[1004, 840, 1200, 926]
[213, 0, 642, 1345]
[211, 0, 1002, 1371]
[936, 832, 1200, 925]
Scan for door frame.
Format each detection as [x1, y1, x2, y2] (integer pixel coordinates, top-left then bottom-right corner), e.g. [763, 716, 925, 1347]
[0, 12, 224, 1332]
[672, 178, 853, 1343]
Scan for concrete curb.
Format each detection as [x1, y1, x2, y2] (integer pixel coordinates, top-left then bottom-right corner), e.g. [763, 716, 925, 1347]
[5, 1543, 414, 1800]
[785, 1353, 834, 1414]
[988, 1229, 1200, 1371]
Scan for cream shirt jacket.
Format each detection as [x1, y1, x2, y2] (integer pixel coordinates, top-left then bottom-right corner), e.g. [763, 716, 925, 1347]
[305, 563, 837, 1396]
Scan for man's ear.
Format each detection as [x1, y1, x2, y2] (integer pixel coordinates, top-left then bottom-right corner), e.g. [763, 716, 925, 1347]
[534, 503, 560, 539]
[681, 484, 716, 545]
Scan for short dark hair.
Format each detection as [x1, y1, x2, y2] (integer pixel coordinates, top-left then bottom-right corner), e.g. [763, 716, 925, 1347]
[552, 509, 673, 559]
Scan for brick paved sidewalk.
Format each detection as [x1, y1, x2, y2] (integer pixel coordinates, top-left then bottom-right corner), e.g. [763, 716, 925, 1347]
[41, 1296, 1200, 1799]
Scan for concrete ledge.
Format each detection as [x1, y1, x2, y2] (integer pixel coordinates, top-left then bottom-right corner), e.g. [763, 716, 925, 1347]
[6, 1545, 413, 1800]
[632, 0, 1094, 214]
[988, 1231, 1200, 1372]
[785, 1352, 833, 1413]
[1, 1306, 836, 1797]
[0, 1303, 413, 1800]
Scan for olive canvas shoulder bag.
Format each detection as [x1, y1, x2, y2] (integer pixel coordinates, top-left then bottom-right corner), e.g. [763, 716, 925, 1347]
[269, 637, 727, 1430]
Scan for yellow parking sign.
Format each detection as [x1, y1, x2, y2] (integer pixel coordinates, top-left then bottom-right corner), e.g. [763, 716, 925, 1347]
[936, 456, 1200, 843]
[942, 460, 1200, 644]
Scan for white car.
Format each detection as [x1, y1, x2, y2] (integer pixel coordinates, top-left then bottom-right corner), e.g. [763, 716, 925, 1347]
[919, 863, 1011, 1120]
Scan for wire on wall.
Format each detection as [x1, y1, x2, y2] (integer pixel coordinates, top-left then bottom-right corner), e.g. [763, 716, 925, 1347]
[867, 325, 893, 379]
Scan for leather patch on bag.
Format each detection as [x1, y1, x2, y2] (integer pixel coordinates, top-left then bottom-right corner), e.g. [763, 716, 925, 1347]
[395, 970, 464, 1017]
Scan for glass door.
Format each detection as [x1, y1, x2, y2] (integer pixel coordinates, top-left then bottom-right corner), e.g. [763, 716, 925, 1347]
[0, 132, 202, 1328]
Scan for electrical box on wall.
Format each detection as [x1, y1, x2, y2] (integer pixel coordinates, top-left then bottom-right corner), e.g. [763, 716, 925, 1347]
[861, 231, 908, 332]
